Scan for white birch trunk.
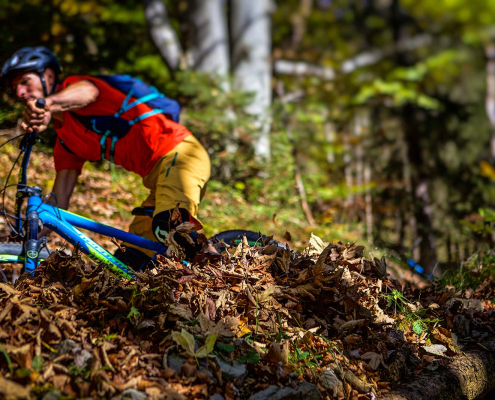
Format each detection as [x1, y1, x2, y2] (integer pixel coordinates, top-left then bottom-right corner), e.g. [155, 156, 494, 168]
[145, 0, 184, 72]
[364, 161, 373, 244]
[324, 122, 336, 164]
[231, 0, 273, 160]
[486, 43, 495, 160]
[189, 0, 230, 88]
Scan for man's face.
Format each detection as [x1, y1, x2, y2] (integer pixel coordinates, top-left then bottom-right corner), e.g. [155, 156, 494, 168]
[12, 71, 44, 104]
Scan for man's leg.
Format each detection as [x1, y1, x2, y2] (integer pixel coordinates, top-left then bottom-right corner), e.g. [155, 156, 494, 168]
[148, 135, 211, 260]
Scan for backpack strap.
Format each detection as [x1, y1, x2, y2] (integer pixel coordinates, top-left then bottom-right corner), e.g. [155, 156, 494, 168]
[128, 109, 164, 126]
[109, 136, 118, 163]
[99, 131, 111, 160]
[117, 90, 163, 116]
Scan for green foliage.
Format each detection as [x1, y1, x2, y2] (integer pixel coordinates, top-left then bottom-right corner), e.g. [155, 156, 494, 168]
[383, 290, 439, 338]
[238, 349, 260, 364]
[216, 343, 235, 354]
[439, 245, 495, 290]
[31, 355, 44, 373]
[2, 0, 495, 272]
[0, 344, 13, 375]
[126, 306, 141, 322]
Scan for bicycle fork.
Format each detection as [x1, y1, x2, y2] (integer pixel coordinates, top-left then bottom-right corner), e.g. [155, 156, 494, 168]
[24, 209, 41, 273]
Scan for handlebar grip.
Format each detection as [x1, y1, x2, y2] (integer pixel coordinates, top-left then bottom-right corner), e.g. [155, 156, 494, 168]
[35, 98, 46, 108]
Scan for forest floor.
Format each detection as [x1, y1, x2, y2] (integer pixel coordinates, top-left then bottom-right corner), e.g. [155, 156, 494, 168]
[0, 143, 494, 400]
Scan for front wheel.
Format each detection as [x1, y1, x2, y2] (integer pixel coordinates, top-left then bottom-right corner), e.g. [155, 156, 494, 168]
[0, 243, 51, 263]
[209, 230, 265, 252]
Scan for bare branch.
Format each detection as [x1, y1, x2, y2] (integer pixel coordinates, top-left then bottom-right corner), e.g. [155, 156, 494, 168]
[274, 33, 433, 80]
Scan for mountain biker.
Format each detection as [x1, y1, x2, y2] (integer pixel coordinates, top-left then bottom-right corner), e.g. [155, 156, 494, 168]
[1, 46, 211, 266]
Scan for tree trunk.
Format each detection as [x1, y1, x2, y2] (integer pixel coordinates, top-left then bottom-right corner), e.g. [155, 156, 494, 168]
[391, 0, 437, 273]
[343, 127, 355, 220]
[484, 42, 495, 245]
[144, 0, 184, 73]
[364, 161, 373, 244]
[353, 108, 369, 225]
[230, 0, 273, 160]
[276, 82, 316, 226]
[188, 0, 230, 84]
[485, 42, 495, 161]
[399, 131, 419, 259]
[384, 341, 495, 400]
[324, 122, 336, 164]
[290, 0, 313, 47]
[402, 105, 438, 274]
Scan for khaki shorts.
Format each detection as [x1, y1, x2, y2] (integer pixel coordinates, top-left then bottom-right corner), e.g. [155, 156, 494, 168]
[125, 135, 211, 257]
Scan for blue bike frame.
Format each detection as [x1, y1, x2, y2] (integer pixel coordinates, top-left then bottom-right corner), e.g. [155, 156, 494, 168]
[2, 104, 167, 280]
[24, 196, 167, 279]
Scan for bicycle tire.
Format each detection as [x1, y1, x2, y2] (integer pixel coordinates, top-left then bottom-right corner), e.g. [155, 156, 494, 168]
[0, 243, 50, 262]
[209, 230, 265, 251]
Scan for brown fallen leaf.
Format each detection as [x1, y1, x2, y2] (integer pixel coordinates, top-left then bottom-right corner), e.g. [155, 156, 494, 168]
[0, 376, 31, 399]
[361, 351, 386, 370]
[265, 341, 289, 365]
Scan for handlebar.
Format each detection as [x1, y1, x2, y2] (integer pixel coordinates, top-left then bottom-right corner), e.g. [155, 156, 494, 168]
[14, 98, 46, 233]
[35, 98, 46, 109]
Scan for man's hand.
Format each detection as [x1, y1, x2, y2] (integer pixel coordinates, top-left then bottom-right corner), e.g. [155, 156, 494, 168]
[21, 99, 52, 133]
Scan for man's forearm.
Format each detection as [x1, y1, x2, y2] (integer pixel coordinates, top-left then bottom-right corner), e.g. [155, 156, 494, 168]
[46, 80, 99, 116]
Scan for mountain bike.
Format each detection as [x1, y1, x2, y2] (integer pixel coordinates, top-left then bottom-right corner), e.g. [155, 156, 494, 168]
[0, 99, 263, 280]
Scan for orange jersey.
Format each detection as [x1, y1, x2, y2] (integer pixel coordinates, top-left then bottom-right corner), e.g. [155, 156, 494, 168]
[53, 75, 191, 177]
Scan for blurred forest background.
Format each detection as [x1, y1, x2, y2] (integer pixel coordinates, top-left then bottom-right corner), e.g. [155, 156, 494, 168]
[2, 0, 495, 275]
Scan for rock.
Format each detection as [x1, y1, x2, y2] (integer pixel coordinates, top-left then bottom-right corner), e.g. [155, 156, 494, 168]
[111, 389, 147, 400]
[385, 329, 405, 347]
[453, 314, 470, 338]
[445, 298, 484, 312]
[165, 353, 187, 374]
[42, 391, 63, 400]
[56, 339, 81, 356]
[248, 382, 322, 400]
[320, 368, 343, 397]
[215, 358, 248, 382]
[74, 349, 92, 369]
[348, 349, 360, 358]
[249, 386, 279, 400]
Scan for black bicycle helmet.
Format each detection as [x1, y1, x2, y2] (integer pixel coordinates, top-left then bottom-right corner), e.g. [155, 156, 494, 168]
[1, 46, 62, 96]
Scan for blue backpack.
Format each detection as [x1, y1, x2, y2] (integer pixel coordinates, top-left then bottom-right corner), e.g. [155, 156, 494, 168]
[62, 74, 181, 162]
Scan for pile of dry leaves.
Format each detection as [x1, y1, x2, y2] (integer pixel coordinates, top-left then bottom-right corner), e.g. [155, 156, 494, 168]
[1, 235, 494, 400]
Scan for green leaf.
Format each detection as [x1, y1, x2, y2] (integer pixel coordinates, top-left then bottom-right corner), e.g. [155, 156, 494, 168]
[245, 350, 260, 364]
[413, 320, 424, 336]
[216, 343, 235, 354]
[172, 329, 196, 357]
[127, 306, 141, 320]
[0, 344, 13, 375]
[16, 368, 31, 378]
[32, 355, 43, 373]
[196, 334, 217, 358]
[296, 348, 310, 360]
